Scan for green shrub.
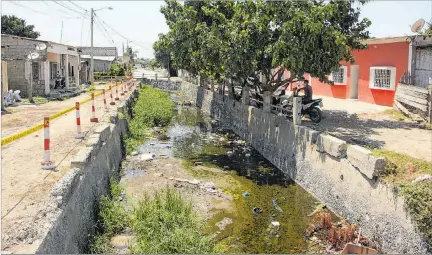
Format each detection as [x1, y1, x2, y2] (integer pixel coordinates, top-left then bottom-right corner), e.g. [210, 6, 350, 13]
[125, 85, 175, 154]
[399, 182, 432, 248]
[109, 63, 126, 76]
[130, 188, 216, 254]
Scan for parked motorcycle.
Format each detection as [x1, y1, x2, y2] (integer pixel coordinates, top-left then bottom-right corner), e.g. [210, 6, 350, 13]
[278, 87, 323, 123]
[54, 76, 66, 89]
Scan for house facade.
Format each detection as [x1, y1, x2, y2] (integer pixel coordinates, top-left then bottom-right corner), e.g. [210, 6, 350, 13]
[1, 34, 80, 97]
[77, 46, 117, 72]
[279, 36, 432, 107]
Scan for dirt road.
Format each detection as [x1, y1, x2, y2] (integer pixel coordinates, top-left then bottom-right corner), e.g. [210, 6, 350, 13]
[304, 96, 432, 161]
[1, 82, 116, 137]
[1, 83, 136, 253]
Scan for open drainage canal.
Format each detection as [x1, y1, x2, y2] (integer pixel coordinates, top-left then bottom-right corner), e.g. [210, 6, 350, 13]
[100, 96, 341, 254]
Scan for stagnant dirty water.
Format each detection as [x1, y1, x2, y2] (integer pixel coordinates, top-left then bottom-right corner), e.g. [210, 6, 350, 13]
[115, 97, 332, 254]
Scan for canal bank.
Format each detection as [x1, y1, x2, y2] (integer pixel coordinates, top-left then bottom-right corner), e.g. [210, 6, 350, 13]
[176, 80, 430, 254]
[109, 106, 329, 254]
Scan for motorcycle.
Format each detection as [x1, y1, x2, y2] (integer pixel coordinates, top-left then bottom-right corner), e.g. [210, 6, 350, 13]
[54, 76, 66, 89]
[278, 87, 323, 123]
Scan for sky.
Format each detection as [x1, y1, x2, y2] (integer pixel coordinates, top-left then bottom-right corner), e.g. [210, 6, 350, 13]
[1, 0, 432, 59]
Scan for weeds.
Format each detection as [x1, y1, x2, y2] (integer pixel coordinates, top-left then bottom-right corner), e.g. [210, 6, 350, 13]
[130, 188, 216, 254]
[89, 178, 128, 253]
[22, 96, 48, 104]
[370, 149, 432, 248]
[124, 85, 175, 154]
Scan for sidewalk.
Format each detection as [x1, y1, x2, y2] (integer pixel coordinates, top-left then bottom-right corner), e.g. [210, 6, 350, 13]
[1, 83, 136, 253]
[304, 96, 432, 161]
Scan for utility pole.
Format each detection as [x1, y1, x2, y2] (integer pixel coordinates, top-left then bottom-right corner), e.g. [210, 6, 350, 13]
[60, 22, 63, 43]
[90, 8, 94, 84]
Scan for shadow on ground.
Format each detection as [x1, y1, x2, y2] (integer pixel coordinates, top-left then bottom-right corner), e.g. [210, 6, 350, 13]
[303, 109, 423, 149]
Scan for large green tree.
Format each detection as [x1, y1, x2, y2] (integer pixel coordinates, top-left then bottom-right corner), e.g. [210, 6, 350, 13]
[1, 15, 40, 39]
[155, 0, 371, 92]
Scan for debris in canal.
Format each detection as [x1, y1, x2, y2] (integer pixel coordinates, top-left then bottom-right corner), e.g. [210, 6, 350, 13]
[272, 198, 283, 212]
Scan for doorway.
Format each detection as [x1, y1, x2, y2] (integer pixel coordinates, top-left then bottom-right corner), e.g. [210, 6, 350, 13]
[349, 65, 359, 99]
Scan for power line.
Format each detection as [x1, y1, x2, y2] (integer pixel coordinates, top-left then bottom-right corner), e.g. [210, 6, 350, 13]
[53, 1, 88, 17]
[9, 1, 49, 16]
[67, 0, 88, 13]
[94, 16, 115, 46]
[97, 19, 152, 51]
[95, 15, 116, 44]
[9, 1, 81, 20]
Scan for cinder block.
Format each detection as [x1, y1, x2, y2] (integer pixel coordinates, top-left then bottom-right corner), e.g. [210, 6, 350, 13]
[94, 124, 110, 142]
[316, 134, 347, 158]
[86, 134, 101, 148]
[70, 147, 93, 169]
[347, 145, 387, 179]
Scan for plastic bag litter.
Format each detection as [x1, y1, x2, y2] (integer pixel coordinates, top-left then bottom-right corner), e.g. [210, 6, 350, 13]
[272, 198, 283, 212]
[13, 90, 22, 101]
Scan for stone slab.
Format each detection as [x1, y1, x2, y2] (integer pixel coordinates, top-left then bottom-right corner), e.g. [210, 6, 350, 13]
[347, 145, 387, 179]
[70, 147, 93, 169]
[316, 134, 347, 158]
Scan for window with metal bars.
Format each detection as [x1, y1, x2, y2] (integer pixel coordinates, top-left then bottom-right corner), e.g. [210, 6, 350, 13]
[369, 67, 396, 90]
[372, 69, 391, 88]
[332, 68, 345, 84]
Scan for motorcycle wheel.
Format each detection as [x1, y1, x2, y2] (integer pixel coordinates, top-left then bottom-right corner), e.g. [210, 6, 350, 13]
[308, 107, 322, 123]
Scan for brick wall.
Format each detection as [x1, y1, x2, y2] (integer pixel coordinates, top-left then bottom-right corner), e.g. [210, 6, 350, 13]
[1, 35, 48, 61]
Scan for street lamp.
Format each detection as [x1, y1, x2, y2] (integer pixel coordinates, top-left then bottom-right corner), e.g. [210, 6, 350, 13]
[89, 6, 113, 84]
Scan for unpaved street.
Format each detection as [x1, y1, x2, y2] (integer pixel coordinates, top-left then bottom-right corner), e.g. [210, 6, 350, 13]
[1, 83, 136, 253]
[304, 96, 432, 161]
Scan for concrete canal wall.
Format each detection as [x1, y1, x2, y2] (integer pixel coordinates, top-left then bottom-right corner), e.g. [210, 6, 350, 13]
[179, 80, 429, 254]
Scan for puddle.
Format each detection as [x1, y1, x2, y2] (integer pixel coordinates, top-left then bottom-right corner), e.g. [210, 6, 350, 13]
[126, 100, 328, 254]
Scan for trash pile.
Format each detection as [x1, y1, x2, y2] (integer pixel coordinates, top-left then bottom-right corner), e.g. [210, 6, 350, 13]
[3, 90, 22, 106]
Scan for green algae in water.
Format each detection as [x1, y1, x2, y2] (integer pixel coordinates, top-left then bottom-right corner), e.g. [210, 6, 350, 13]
[171, 107, 321, 254]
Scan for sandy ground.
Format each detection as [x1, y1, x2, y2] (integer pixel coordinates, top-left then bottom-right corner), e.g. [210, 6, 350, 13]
[0, 83, 136, 253]
[1, 82, 116, 137]
[115, 156, 234, 253]
[303, 96, 432, 162]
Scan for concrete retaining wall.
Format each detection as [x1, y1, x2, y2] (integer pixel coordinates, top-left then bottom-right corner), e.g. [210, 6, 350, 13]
[180, 81, 429, 254]
[141, 78, 181, 90]
[32, 87, 140, 254]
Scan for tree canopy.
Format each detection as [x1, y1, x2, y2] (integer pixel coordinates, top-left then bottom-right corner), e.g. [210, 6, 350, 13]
[154, 0, 371, 92]
[1, 15, 40, 39]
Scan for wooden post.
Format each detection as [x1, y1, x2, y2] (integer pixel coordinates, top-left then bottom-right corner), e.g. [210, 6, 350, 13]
[210, 80, 215, 92]
[293, 97, 302, 125]
[155, 73, 158, 81]
[227, 79, 234, 99]
[263, 91, 272, 113]
[242, 86, 250, 105]
[428, 84, 432, 123]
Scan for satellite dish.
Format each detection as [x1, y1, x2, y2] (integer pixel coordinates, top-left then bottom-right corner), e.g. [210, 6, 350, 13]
[411, 19, 425, 33]
[27, 52, 40, 60]
[35, 43, 47, 51]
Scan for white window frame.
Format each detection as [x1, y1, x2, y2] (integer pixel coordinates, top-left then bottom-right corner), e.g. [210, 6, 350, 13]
[369, 66, 396, 91]
[328, 66, 348, 85]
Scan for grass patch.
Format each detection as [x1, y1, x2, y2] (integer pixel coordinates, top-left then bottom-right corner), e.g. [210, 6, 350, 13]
[383, 109, 410, 121]
[372, 149, 432, 248]
[130, 188, 217, 254]
[89, 178, 128, 254]
[372, 149, 432, 182]
[22, 96, 49, 104]
[124, 85, 175, 155]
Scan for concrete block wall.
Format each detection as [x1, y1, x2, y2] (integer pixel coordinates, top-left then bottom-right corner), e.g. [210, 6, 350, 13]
[1, 35, 48, 61]
[5, 60, 45, 97]
[30, 84, 140, 254]
[180, 80, 429, 254]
